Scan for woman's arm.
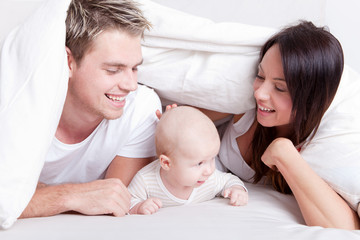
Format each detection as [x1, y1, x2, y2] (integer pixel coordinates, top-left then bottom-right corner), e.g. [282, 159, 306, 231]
[197, 108, 231, 122]
[157, 105, 232, 122]
[261, 138, 360, 230]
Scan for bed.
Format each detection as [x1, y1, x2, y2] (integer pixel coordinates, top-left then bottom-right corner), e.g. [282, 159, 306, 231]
[0, 0, 360, 238]
[2, 184, 360, 240]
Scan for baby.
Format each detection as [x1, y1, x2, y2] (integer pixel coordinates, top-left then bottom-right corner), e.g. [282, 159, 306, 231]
[128, 106, 248, 215]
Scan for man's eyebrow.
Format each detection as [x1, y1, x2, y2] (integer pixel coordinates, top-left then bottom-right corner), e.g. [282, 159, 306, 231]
[102, 59, 143, 68]
[258, 63, 285, 81]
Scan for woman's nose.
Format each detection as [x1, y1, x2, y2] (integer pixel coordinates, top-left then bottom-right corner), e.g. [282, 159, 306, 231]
[254, 81, 270, 101]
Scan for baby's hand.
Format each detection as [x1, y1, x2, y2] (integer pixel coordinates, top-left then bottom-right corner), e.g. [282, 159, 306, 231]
[135, 197, 162, 215]
[223, 186, 248, 206]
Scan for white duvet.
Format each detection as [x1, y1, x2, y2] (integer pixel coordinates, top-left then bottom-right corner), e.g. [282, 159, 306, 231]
[0, 0, 359, 236]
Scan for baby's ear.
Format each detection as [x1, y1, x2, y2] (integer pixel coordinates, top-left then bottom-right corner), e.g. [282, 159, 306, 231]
[159, 154, 171, 171]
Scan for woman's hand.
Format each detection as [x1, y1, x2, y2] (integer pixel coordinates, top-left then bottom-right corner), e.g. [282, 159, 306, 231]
[261, 137, 296, 171]
[155, 103, 178, 120]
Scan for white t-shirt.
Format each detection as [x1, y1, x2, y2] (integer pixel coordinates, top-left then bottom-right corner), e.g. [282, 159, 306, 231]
[39, 85, 161, 184]
[128, 160, 247, 209]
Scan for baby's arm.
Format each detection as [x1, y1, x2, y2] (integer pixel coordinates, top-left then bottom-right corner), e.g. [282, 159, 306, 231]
[129, 198, 162, 215]
[215, 169, 248, 206]
[223, 186, 248, 206]
[128, 172, 162, 215]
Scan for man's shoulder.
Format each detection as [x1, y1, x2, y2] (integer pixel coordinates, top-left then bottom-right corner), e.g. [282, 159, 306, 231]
[135, 84, 160, 103]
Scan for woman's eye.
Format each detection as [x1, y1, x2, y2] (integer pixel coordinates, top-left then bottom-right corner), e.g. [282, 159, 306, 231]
[275, 85, 286, 92]
[256, 74, 265, 80]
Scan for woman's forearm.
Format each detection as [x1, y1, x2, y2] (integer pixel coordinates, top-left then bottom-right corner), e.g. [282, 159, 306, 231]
[262, 138, 359, 229]
[275, 140, 359, 229]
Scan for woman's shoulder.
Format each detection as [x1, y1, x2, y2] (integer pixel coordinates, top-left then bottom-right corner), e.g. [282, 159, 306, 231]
[233, 109, 256, 124]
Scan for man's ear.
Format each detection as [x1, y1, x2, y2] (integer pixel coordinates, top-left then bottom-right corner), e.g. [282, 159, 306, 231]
[65, 46, 75, 78]
[159, 154, 171, 171]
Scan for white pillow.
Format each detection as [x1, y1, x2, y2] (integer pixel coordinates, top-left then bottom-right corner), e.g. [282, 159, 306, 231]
[138, 0, 276, 114]
[0, 0, 70, 229]
[301, 65, 360, 213]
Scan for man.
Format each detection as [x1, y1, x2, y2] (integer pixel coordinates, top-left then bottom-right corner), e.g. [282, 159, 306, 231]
[20, 0, 160, 218]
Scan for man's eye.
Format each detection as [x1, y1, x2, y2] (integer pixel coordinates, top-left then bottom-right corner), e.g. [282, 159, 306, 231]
[106, 69, 119, 74]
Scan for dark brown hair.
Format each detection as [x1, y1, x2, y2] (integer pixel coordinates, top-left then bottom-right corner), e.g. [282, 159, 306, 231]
[251, 21, 344, 193]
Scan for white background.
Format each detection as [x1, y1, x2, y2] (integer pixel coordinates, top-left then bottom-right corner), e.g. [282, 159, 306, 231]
[0, 0, 359, 73]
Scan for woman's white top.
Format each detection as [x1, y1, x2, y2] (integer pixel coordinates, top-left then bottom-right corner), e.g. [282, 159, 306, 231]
[216, 109, 257, 183]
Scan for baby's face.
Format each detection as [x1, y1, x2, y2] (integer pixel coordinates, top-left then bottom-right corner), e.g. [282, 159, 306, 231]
[167, 135, 219, 189]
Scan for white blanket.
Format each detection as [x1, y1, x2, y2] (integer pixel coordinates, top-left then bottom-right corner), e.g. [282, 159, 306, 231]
[0, 0, 70, 229]
[138, 0, 276, 114]
[1, 0, 360, 234]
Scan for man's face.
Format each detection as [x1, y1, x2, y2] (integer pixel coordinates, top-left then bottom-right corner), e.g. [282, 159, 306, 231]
[67, 29, 143, 122]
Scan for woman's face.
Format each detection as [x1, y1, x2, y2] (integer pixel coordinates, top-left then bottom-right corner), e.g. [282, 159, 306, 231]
[253, 44, 293, 133]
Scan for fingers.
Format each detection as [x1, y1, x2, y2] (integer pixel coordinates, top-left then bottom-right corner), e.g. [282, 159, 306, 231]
[104, 179, 131, 216]
[224, 187, 248, 206]
[69, 178, 132, 217]
[156, 104, 177, 120]
[229, 191, 248, 206]
[139, 198, 162, 215]
[165, 103, 177, 111]
[223, 189, 230, 198]
[152, 198, 163, 209]
[156, 109, 162, 120]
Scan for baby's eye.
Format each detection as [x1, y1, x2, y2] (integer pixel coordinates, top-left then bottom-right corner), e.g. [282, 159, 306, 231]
[197, 161, 204, 166]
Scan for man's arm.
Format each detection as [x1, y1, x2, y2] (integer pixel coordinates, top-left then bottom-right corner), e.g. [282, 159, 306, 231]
[20, 178, 131, 218]
[105, 155, 155, 186]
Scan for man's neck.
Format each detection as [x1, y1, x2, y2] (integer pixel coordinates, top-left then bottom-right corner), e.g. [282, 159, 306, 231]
[56, 101, 103, 144]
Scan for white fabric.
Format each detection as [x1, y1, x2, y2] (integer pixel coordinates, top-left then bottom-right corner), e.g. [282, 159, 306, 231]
[137, 0, 277, 114]
[0, 0, 70, 229]
[128, 160, 246, 209]
[40, 85, 161, 185]
[216, 110, 257, 182]
[2, 183, 360, 239]
[301, 65, 360, 212]
[0, 0, 359, 234]
[150, 0, 327, 28]
[217, 65, 360, 213]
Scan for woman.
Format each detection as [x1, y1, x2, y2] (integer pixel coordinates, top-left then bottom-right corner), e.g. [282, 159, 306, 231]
[159, 21, 359, 229]
[212, 21, 360, 229]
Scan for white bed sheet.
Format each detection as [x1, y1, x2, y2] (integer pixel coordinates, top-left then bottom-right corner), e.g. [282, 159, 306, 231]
[1, 183, 359, 239]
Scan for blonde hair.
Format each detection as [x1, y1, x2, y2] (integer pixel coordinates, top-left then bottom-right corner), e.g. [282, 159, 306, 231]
[66, 0, 151, 64]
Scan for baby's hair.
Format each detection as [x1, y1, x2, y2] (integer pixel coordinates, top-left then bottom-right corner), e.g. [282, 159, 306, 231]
[155, 106, 219, 158]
